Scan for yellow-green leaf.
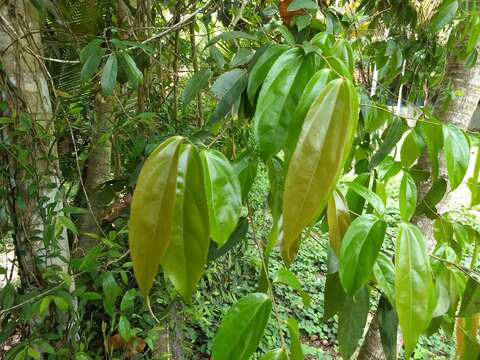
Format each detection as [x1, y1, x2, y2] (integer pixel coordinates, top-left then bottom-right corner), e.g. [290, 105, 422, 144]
[282, 78, 358, 264]
[395, 223, 435, 357]
[161, 145, 210, 302]
[128, 136, 183, 297]
[327, 189, 351, 256]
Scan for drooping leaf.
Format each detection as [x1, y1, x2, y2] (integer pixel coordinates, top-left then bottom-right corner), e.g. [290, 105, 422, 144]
[80, 46, 106, 81]
[331, 39, 354, 74]
[373, 253, 396, 308]
[282, 78, 358, 264]
[338, 286, 369, 359]
[79, 38, 103, 63]
[323, 271, 347, 320]
[182, 69, 212, 109]
[415, 178, 447, 218]
[395, 223, 435, 357]
[399, 171, 417, 222]
[254, 48, 316, 158]
[346, 173, 370, 217]
[458, 277, 480, 317]
[286, 318, 304, 360]
[443, 124, 470, 190]
[377, 296, 398, 360]
[233, 153, 258, 203]
[100, 53, 118, 96]
[247, 44, 288, 104]
[102, 273, 121, 316]
[286, 69, 332, 160]
[400, 129, 425, 168]
[206, 31, 258, 47]
[129, 136, 183, 297]
[201, 150, 242, 246]
[420, 115, 443, 180]
[211, 293, 272, 360]
[161, 145, 210, 302]
[339, 214, 386, 294]
[369, 117, 407, 170]
[230, 48, 254, 68]
[327, 189, 351, 256]
[118, 52, 143, 87]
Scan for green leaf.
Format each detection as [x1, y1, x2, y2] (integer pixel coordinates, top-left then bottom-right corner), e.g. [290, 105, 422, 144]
[162, 145, 210, 301]
[208, 70, 248, 127]
[254, 49, 316, 158]
[339, 214, 386, 294]
[100, 54, 118, 96]
[344, 181, 385, 216]
[119, 315, 133, 341]
[247, 44, 288, 104]
[119, 52, 143, 87]
[327, 189, 351, 256]
[102, 273, 121, 316]
[369, 117, 407, 170]
[273, 268, 311, 307]
[233, 153, 258, 203]
[129, 136, 183, 297]
[332, 39, 354, 75]
[211, 293, 272, 360]
[378, 296, 398, 360]
[80, 46, 106, 81]
[230, 48, 254, 68]
[399, 171, 417, 222]
[415, 178, 447, 218]
[79, 38, 103, 63]
[286, 318, 304, 360]
[282, 79, 358, 264]
[286, 69, 332, 160]
[182, 69, 212, 108]
[429, 0, 459, 32]
[206, 31, 258, 47]
[373, 253, 396, 306]
[201, 150, 242, 246]
[208, 217, 248, 262]
[287, 0, 318, 11]
[467, 147, 480, 206]
[120, 289, 137, 316]
[420, 115, 443, 180]
[395, 223, 435, 357]
[338, 287, 369, 359]
[443, 124, 470, 190]
[323, 271, 347, 320]
[259, 349, 288, 360]
[458, 277, 480, 317]
[346, 173, 370, 217]
[400, 129, 425, 168]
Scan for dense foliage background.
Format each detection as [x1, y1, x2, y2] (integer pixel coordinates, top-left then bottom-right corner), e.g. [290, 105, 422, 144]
[1, 0, 480, 359]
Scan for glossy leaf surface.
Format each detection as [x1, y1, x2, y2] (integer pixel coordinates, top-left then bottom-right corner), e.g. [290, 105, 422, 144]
[443, 124, 470, 190]
[129, 136, 182, 297]
[399, 171, 417, 222]
[327, 189, 351, 256]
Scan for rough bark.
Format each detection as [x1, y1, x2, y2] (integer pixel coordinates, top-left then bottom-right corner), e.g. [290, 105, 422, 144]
[358, 312, 386, 360]
[76, 94, 114, 252]
[0, 0, 71, 286]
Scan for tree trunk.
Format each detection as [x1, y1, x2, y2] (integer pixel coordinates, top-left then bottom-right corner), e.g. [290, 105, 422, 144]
[358, 312, 386, 360]
[76, 94, 114, 252]
[0, 0, 71, 286]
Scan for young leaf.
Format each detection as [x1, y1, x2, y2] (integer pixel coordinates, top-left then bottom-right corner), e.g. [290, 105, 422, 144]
[201, 150, 242, 246]
[338, 287, 369, 359]
[395, 223, 435, 357]
[399, 171, 417, 222]
[247, 44, 288, 104]
[254, 48, 316, 158]
[211, 293, 272, 360]
[286, 318, 304, 360]
[339, 214, 386, 294]
[100, 54, 118, 96]
[181, 69, 212, 109]
[282, 79, 358, 264]
[327, 189, 351, 256]
[443, 124, 470, 190]
[129, 136, 183, 297]
[161, 145, 210, 302]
